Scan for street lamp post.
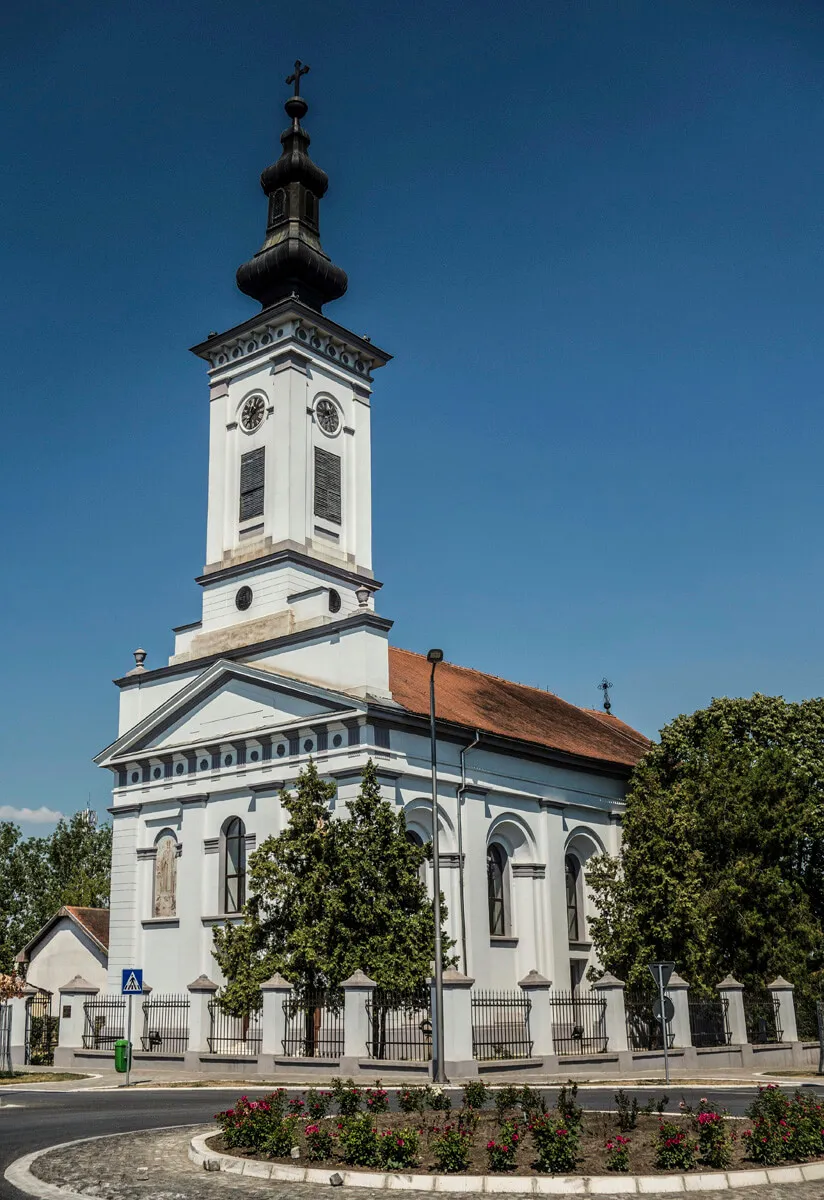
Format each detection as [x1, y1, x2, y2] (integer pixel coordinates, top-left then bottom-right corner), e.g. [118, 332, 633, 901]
[427, 648, 446, 1084]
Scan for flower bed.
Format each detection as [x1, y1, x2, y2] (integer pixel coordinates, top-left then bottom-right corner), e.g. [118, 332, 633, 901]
[207, 1080, 824, 1178]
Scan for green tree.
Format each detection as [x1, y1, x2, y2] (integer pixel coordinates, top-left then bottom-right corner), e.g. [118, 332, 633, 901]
[0, 812, 112, 975]
[213, 759, 451, 1013]
[587, 695, 824, 999]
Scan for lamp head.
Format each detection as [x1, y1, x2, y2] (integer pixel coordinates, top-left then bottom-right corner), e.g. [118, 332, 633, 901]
[427, 648, 444, 664]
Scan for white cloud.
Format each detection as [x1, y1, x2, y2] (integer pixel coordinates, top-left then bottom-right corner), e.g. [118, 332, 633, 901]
[0, 805, 64, 825]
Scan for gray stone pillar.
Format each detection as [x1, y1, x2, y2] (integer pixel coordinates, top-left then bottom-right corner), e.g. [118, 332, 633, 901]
[186, 974, 218, 1067]
[717, 975, 747, 1045]
[341, 969, 375, 1073]
[8, 995, 29, 1069]
[441, 968, 476, 1078]
[260, 973, 292, 1059]
[768, 977, 798, 1043]
[667, 972, 692, 1048]
[592, 972, 628, 1052]
[519, 970, 553, 1059]
[53, 976, 99, 1068]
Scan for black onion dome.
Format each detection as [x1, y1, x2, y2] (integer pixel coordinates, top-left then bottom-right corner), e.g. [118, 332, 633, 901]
[236, 85, 347, 311]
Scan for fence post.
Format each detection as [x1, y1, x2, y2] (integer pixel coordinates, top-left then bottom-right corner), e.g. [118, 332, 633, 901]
[592, 972, 628, 1052]
[519, 970, 553, 1060]
[667, 972, 692, 1048]
[53, 976, 99, 1068]
[8, 995, 29, 1069]
[717, 976, 747, 1045]
[260, 974, 292, 1061]
[767, 977, 798, 1043]
[341, 969, 376, 1074]
[186, 975, 218, 1067]
[442, 968, 476, 1078]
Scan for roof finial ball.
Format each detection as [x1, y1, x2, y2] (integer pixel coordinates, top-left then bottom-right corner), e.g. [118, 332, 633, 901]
[128, 648, 147, 675]
[599, 677, 613, 715]
[285, 59, 310, 127]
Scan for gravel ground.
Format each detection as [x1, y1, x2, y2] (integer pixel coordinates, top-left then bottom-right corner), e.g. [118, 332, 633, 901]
[24, 1126, 824, 1200]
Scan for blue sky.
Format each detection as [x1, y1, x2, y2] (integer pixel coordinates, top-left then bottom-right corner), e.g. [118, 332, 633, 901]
[2, 0, 823, 829]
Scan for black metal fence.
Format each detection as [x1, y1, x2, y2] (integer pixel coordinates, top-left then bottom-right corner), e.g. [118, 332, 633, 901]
[744, 991, 783, 1044]
[471, 990, 533, 1060]
[207, 1001, 262, 1056]
[83, 996, 126, 1049]
[688, 997, 731, 1047]
[550, 990, 608, 1055]
[795, 995, 823, 1042]
[25, 990, 59, 1065]
[140, 994, 190, 1053]
[624, 989, 674, 1052]
[282, 988, 344, 1058]
[365, 987, 431, 1061]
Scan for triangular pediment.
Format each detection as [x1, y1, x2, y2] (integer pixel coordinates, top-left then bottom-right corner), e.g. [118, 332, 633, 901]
[95, 660, 364, 765]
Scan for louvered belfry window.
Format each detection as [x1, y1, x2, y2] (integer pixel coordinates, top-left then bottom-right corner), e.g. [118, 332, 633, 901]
[314, 446, 341, 524]
[239, 447, 265, 521]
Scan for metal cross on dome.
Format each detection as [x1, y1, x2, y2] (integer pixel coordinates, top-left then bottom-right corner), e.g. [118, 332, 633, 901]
[286, 60, 310, 96]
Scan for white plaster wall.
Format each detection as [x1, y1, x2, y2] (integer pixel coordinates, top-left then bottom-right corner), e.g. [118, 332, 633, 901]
[26, 921, 108, 995]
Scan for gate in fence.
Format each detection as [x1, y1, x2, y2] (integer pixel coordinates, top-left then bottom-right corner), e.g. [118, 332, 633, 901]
[282, 987, 344, 1058]
[365, 987, 431, 1061]
[141, 994, 190, 1053]
[0, 1003, 11, 1074]
[743, 991, 783, 1044]
[82, 996, 126, 1049]
[207, 1001, 262, 1056]
[688, 997, 731, 1047]
[549, 990, 608, 1055]
[25, 990, 59, 1065]
[471, 990, 533, 1060]
[625, 989, 674, 1052]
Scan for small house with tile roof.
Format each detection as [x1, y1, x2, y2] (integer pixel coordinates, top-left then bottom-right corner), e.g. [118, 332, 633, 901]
[15, 907, 109, 997]
[94, 78, 649, 1004]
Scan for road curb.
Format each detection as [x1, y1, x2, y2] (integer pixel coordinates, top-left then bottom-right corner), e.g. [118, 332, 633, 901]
[3, 1124, 204, 1200]
[189, 1130, 824, 1195]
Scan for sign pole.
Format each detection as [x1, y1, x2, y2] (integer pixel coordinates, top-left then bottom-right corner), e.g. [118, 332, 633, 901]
[657, 965, 670, 1087]
[126, 992, 132, 1088]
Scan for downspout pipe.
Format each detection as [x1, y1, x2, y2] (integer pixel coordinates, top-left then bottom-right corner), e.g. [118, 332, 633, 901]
[456, 729, 481, 975]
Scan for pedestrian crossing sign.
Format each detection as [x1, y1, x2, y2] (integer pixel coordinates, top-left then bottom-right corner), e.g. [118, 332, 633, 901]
[121, 968, 143, 995]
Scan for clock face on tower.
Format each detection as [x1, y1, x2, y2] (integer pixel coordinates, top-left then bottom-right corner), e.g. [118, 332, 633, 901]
[315, 398, 340, 434]
[240, 394, 265, 432]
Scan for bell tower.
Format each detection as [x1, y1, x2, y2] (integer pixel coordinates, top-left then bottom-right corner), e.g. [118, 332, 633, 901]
[173, 65, 392, 678]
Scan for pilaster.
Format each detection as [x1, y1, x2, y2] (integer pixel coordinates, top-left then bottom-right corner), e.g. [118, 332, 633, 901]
[185, 974, 219, 1065]
[767, 976, 798, 1043]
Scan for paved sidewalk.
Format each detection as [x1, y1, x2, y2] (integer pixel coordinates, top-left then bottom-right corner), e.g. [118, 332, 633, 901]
[21, 1127, 824, 1200]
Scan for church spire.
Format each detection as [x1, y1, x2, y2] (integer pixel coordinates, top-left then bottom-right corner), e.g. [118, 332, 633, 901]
[236, 62, 348, 312]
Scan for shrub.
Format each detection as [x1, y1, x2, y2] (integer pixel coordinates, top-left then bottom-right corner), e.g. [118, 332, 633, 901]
[641, 1094, 669, 1116]
[487, 1119, 521, 1171]
[785, 1093, 824, 1160]
[338, 1114, 379, 1166]
[306, 1089, 333, 1119]
[214, 1094, 285, 1151]
[378, 1127, 420, 1170]
[462, 1080, 489, 1110]
[746, 1084, 791, 1127]
[743, 1120, 787, 1166]
[530, 1114, 578, 1174]
[304, 1123, 335, 1162]
[366, 1086, 389, 1113]
[696, 1112, 733, 1169]
[557, 1082, 583, 1131]
[520, 1085, 547, 1120]
[288, 1097, 306, 1116]
[430, 1086, 452, 1113]
[338, 1086, 363, 1116]
[432, 1125, 474, 1173]
[614, 1089, 639, 1132]
[494, 1085, 521, 1121]
[263, 1115, 299, 1158]
[654, 1121, 696, 1172]
[605, 1135, 630, 1172]
[398, 1085, 431, 1115]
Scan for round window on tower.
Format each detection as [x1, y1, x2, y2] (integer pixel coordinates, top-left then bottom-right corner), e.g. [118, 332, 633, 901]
[328, 589, 341, 613]
[236, 586, 253, 611]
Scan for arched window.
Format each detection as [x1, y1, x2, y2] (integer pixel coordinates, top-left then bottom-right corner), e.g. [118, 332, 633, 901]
[153, 830, 177, 918]
[487, 843, 507, 936]
[223, 818, 246, 914]
[565, 854, 582, 941]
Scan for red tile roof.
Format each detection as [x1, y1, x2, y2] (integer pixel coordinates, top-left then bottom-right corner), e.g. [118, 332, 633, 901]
[64, 907, 109, 951]
[387, 647, 650, 769]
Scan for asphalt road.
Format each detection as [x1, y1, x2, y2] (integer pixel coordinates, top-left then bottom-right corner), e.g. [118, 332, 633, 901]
[2, 1084, 823, 1200]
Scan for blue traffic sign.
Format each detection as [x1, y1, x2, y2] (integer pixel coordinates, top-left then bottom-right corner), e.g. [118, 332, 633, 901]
[121, 968, 143, 995]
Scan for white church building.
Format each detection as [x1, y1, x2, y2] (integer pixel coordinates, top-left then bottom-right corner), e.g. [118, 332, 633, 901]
[95, 75, 648, 1004]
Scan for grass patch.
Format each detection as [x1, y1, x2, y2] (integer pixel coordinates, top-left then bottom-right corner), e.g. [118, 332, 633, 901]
[0, 1072, 88, 1084]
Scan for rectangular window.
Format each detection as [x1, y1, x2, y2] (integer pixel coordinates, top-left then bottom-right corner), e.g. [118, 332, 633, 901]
[314, 446, 341, 525]
[239, 447, 265, 521]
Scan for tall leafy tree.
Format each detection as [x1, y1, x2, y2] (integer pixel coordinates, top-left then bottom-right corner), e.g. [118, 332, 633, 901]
[587, 695, 824, 999]
[213, 759, 451, 1013]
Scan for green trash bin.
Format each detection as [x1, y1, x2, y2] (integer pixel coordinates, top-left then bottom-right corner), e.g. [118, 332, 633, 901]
[114, 1038, 132, 1073]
